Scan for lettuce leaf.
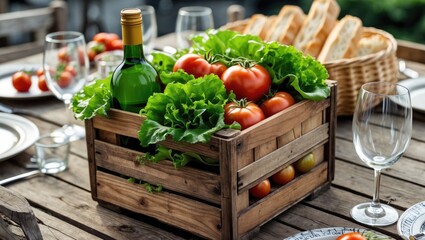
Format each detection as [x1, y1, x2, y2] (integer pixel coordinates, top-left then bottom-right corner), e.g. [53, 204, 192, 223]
[191, 29, 330, 101]
[139, 74, 233, 146]
[71, 76, 111, 120]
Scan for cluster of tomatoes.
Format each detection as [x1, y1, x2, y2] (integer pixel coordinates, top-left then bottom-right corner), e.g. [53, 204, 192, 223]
[173, 53, 314, 199]
[11, 63, 76, 93]
[173, 53, 296, 130]
[87, 32, 123, 61]
[249, 152, 316, 199]
[11, 69, 46, 92]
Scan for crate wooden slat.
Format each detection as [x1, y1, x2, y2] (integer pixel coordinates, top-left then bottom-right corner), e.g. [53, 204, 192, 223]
[85, 81, 337, 239]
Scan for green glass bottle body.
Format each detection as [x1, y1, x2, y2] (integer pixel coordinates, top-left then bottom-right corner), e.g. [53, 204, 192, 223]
[111, 8, 161, 113]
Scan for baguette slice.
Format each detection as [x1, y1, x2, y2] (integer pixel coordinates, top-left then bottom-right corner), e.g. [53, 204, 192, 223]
[243, 14, 269, 36]
[293, 0, 340, 57]
[356, 34, 388, 57]
[318, 15, 363, 62]
[265, 5, 305, 45]
[259, 15, 277, 40]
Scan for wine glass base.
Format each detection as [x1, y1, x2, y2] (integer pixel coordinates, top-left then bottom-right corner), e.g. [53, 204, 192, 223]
[51, 124, 85, 142]
[351, 202, 399, 226]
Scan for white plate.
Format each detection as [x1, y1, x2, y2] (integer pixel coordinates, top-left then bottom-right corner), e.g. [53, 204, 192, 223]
[0, 64, 52, 99]
[397, 201, 425, 239]
[398, 78, 425, 113]
[0, 113, 39, 161]
[285, 227, 368, 240]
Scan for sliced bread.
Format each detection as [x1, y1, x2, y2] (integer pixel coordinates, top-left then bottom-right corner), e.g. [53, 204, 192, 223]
[293, 0, 340, 57]
[318, 15, 363, 62]
[265, 5, 305, 45]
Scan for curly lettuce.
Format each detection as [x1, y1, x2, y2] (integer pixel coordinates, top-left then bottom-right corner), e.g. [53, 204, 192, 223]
[139, 73, 235, 146]
[191, 29, 330, 101]
[71, 76, 111, 120]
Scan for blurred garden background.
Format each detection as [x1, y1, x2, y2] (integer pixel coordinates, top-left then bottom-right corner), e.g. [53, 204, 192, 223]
[4, 0, 425, 45]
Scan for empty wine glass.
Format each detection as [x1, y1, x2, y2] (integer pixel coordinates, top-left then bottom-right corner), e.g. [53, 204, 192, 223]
[43, 31, 89, 141]
[175, 6, 214, 49]
[138, 5, 157, 55]
[351, 81, 412, 226]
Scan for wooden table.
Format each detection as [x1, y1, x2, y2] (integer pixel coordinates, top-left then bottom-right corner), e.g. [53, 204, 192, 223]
[1, 37, 425, 239]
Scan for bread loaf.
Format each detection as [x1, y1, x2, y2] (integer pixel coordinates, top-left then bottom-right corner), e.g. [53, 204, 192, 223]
[259, 15, 277, 40]
[356, 34, 388, 57]
[243, 14, 268, 36]
[318, 15, 363, 62]
[293, 0, 340, 57]
[265, 5, 305, 45]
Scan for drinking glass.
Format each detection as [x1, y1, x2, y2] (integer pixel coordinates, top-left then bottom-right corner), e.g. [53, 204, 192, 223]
[138, 5, 157, 55]
[351, 81, 412, 226]
[175, 6, 214, 49]
[43, 31, 89, 141]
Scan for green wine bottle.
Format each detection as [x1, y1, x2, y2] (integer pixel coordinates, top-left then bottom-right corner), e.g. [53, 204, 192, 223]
[111, 8, 161, 113]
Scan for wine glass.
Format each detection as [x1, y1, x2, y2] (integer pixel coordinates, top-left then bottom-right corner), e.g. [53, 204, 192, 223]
[138, 5, 157, 55]
[43, 31, 89, 141]
[351, 81, 412, 226]
[175, 6, 214, 49]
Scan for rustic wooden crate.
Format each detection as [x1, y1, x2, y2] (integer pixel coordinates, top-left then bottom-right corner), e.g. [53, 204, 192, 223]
[85, 81, 337, 239]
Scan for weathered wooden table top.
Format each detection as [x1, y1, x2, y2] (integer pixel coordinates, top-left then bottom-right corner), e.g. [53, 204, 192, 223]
[1, 36, 425, 239]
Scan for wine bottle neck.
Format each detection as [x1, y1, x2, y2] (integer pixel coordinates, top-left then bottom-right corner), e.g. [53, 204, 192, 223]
[123, 44, 145, 59]
[121, 21, 145, 59]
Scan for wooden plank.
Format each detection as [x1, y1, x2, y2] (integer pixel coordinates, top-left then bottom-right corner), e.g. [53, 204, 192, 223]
[336, 138, 425, 187]
[85, 120, 97, 199]
[236, 99, 330, 153]
[94, 140, 221, 204]
[333, 160, 425, 209]
[93, 109, 143, 139]
[32, 207, 102, 240]
[238, 162, 328, 236]
[96, 171, 222, 240]
[0, 186, 42, 240]
[0, 8, 53, 36]
[93, 108, 220, 159]
[7, 176, 185, 240]
[219, 138, 238, 239]
[397, 39, 425, 64]
[238, 124, 329, 192]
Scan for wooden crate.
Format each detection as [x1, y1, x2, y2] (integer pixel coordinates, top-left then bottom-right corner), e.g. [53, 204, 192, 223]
[85, 81, 337, 239]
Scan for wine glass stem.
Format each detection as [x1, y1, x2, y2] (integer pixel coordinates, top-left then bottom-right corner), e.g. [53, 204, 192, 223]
[64, 99, 72, 126]
[366, 169, 385, 217]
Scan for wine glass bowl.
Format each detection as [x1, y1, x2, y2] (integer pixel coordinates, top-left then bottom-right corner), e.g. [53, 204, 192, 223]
[138, 5, 157, 55]
[175, 6, 214, 49]
[43, 31, 89, 141]
[351, 81, 412, 226]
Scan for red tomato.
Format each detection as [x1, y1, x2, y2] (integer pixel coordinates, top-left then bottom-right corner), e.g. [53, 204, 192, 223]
[271, 164, 295, 185]
[38, 75, 49, 91]
[224, 100, 265, 130]
[221, 64, 271, 102]
[12, 71, 32, 92]
[36, 67, 44, 77]
[110, 39, 123, 50]
[93, 32, 110, 44]
[94, 33, 120, 51]
[260, 91, 295, 117]
[65, 65, 77, 76]
[58, 47, 69, 62]
[57, 71, 73, 88]
[249, 179, 271, 198]
[87, 49, 97, 62]
[87, 40, 105, 54]
[336, 232, 366, 240]
[173, 53, 227, 78]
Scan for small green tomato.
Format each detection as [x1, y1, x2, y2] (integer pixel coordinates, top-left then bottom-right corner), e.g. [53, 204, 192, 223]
[294, 153, 315, 174]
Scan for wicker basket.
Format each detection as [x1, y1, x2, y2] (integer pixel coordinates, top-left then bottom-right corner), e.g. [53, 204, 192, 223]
[222, 21, 398, 116]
